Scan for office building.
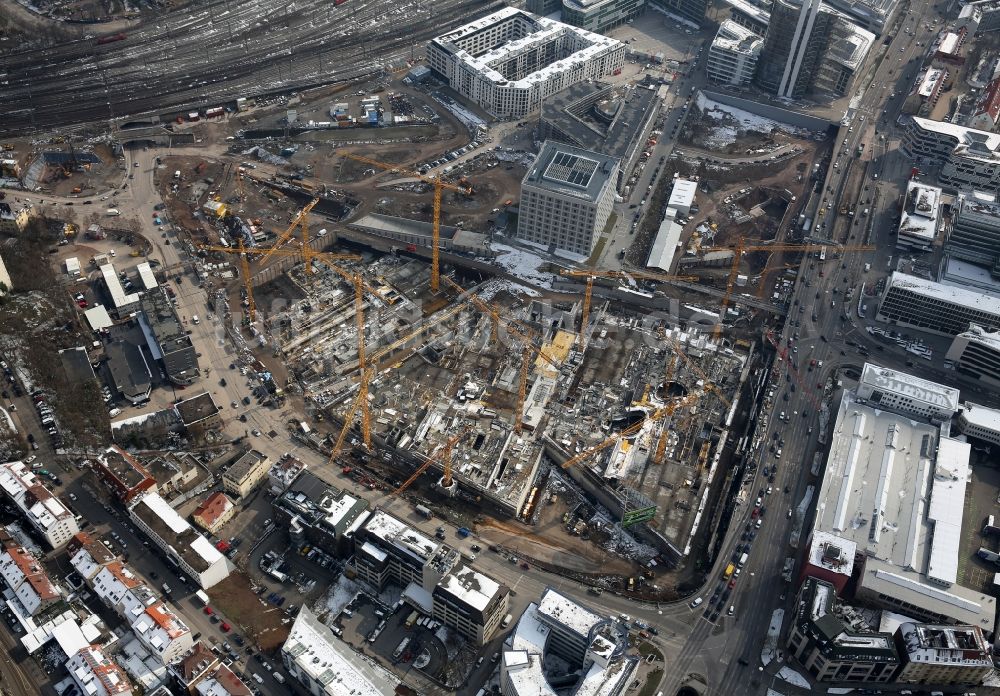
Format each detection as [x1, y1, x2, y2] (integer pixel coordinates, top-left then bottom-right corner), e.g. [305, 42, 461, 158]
[351, 509, 458, 593]
[948, 324, 1000, 389]
[707, 20, 763, 87]
[896, 180, 941, 250]
[957, 401, 1000, 446]
[517, 141, 619, 256]
[876, 271, 1000, 336]
[432, 565, 510, 645]
[962, 0, 1000, 32]
[560, 0, 644, 33]
[272, 472, 369, 558]
[649, 0, 709, 26]
[539, 81, 660, 193]
[94, 446, 158, 504]
[947, 192, 1000, 268]
[67, 645, 135, 696]
[221, 450, 269, 498]
[902, 67, 949, 117]
[932, 28, 968, 67]
[856, 363, 960, 422]
[755, 0, 830, 98]
[501, 587, 637, 696]
[901, 116, 1000, 191]
[427, 8, 625, 119]
[894, 623, 993, 685]
[813, 19, 875, 97]
[0, 461, 79, 548]
[786, 578, 899, 683]
[725, 0, 770, 35]
[129, 492, 231, 589]
[0, 542, 61, 616]
[281, 606, 398, 696]
[802, 373, 996, 630]
[526, 0, 563, 14]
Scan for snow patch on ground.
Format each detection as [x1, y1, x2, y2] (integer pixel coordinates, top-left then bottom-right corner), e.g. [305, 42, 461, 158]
[761, 608, 784, 666]
[489, 244, 554, 289]
[476, 278, 541, 302]
[110, 412, 160, 430]
[694, 93, 812, 147]
[777, 666, 810, 688]
[314, 576, 360, 621]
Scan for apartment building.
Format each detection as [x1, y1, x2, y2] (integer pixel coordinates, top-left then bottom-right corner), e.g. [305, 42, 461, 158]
[894, 623, 993, 685]
[131, 602, 194, 665]
[432, 565, 510, 645]
[0, 461, 79, 548]
[786, 578, 900, 682]
[517, 141, 619, 256]
[192, 492, 236, 535]
[221, 450, 269, 498]
[129, 492, 231, 589]
[0, 542, 61, 616]
[427, 8, 625, 119]
[93, 446, 158, 504]
[707, 20, 763, 87]
[67, 645, 134, 696]
[875, 272, 1000, 336]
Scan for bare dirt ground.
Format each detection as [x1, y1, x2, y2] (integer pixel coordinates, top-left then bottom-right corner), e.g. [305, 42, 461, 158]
[478, 511, 635, 577]
[209, 573, 291, 653]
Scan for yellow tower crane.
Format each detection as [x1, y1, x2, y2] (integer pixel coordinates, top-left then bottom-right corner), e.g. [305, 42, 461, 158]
[340, 152, 473, 293]
[393, 428, 470, 497]
[560, 390, 705, 472]
[559, 269, 699, 347]
[699, 241, 875, 340]
[326, 301, 470, 463]
[198, 242, 362, 323]
[255, 197, 320, 267]
[441, 276, 561, 434]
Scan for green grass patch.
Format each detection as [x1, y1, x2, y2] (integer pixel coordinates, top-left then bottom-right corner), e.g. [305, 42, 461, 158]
[637, 667, 664, 696]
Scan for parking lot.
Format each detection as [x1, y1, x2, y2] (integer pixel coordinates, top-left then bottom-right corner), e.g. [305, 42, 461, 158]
[958, 460, 1000, 592]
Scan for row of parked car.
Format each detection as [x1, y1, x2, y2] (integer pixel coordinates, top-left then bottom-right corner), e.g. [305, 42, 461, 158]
[31, 390, 64, 451]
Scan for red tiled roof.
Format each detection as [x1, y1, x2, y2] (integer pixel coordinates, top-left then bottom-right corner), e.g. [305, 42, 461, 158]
[193, 492, 233, 527]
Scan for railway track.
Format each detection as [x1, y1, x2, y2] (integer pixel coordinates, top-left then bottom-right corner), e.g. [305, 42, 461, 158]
[0, 0, 500, 133]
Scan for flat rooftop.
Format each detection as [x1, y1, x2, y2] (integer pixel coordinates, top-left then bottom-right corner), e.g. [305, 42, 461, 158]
[885, 272, 1000, 314]
[667, 179, 697, 210]
[911, 116, 1000, 160]
[524, 141, 618, 204]
[131, 493, 224, 573]
[960, 401, 1000, 432]
[362, 510, 438, 564]
[536, 588, 603, 639]
[859, 362, 960, 414]
[99, 263, 140, 309]
[437, 565, 505, 612]
[174, 392, 219, 426]
[283, 606, 397, 696]
[818, 390, 994, 628]
[540, 81, 659, 163]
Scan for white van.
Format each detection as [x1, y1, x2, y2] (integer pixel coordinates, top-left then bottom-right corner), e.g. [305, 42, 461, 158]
[252, 673, 263, 684]
[192, 315, 200, 325]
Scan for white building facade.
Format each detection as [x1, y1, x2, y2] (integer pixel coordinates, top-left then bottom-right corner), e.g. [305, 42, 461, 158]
[427, 8, 625, 118]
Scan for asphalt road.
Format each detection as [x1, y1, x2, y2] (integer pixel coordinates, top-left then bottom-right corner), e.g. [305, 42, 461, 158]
[0, 0, 495, 133]
[653, 1, 969, 694]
